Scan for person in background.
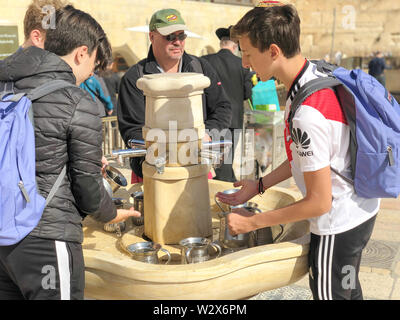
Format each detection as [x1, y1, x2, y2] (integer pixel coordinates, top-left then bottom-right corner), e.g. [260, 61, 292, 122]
[216, 1, 379, 300]
[117, 8, 231, 182]
[0, 5, 139, 300]
[19, 0, 67, 50]
[202, 26, 254, 182]
[80, 73, 114, 117]
[100, 61, 121, 117]
[368, 51, 390, 88]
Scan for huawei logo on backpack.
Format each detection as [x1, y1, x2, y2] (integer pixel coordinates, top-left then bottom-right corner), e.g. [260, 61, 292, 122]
[291, 128, 314, 157]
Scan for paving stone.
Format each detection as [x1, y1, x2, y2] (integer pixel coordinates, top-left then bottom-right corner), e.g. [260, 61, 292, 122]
[249, 285, 313, 300]
[358, 272, 394, 300]
[361, 240, 400, 270]
[390, 278, 400, 300]
[371, 209, 400, 242]
[292, 274, 310, 289]
[394, 262, 400, 277]
[371, 268, 391, 276]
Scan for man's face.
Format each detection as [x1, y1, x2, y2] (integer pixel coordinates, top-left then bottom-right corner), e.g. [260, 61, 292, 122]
[150, 30, 186, 61]
[239, 35, 274, 82]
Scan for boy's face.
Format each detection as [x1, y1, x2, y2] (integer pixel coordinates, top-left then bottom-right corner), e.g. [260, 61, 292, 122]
[239, 35, 274, 82]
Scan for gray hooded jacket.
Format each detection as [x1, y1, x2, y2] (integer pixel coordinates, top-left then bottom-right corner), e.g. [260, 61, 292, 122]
[0, 47, 116, 243]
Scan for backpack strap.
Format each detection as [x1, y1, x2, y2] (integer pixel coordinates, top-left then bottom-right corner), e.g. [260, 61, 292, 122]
[45, 165, 67, 207]
[0, 82, 15, 100]
[288, 76, 355, 185]
[27, 80, 76, 126]
[27, 80, 76, 101]
[26, 80, 75, 207]
[288, 77, 342, 135]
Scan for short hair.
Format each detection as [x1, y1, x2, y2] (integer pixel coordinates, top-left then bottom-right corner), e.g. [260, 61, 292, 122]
[230, 4, 301, 58]
[44, 5, 112, 71]
[220, 39, 236, 48]
[23, 0, 67, 39]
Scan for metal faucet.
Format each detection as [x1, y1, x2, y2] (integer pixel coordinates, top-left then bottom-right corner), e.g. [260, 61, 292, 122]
[154, 156, 166, 174]
[111, 148, 148, 165]
[111, 139, 233, 170]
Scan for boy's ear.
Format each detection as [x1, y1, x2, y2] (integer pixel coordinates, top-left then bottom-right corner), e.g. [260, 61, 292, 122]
[74, 45, 89, 65]
[29, 29, 45, 49]
[269, 44, 281, 60]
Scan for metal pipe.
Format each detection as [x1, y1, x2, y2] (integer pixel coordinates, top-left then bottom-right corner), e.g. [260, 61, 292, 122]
[128, 139, 146, 148]
[111, 148, 148, 165]
[127, 139, 233, 151]
[111, 140, 232, 169]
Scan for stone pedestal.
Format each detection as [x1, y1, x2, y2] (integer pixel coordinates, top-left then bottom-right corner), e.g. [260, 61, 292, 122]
[136, 73, 213, 244]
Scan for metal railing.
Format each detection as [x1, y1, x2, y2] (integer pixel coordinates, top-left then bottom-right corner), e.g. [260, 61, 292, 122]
[101, 116, 124, 157]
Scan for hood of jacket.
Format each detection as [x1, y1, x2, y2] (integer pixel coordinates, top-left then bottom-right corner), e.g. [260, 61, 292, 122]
[0, 46, 76, 86]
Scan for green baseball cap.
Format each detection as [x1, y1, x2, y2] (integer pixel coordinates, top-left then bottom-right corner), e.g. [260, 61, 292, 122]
[149, 9, 188, 36]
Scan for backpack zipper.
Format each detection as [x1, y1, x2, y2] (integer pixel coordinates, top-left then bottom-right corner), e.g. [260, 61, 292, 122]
[18, 181, 30, 202]
[387, 146, 394, 166]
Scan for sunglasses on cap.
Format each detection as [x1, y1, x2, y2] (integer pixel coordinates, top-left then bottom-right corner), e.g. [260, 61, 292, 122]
[164, 32, 187, 42]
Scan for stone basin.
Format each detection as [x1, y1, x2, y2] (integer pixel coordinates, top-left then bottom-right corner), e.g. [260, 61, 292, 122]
[82, 179, 310, 300]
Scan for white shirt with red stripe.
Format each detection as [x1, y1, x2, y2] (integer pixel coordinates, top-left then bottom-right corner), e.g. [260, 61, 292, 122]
[284, 60, 380, 235]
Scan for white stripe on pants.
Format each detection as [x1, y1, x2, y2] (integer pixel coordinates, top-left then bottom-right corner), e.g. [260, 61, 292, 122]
[55, 241, 71, 300]
[317, 235, 335, 300]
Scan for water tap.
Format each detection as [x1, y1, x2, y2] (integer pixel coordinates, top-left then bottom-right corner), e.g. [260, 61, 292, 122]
[154, 156, 166, 174]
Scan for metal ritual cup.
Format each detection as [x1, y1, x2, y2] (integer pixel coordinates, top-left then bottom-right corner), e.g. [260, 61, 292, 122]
[214, 190, 261, 248]
[179, 237, 222, 264]
[104, 165, 128, 193]
[126, 242, 171, 265]
[131, 191, 144, 226]
[214, 189, 240, 214]
[249, 223, 285, 247]
[219, 204, 262, 249]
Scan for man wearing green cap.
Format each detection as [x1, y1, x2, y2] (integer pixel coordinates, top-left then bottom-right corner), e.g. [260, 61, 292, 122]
[117, 8, 232, 180]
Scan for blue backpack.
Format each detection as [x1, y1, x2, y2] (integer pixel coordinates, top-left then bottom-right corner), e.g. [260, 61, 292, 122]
[0, 80, 75, 245]
[288, 60, 400, 199]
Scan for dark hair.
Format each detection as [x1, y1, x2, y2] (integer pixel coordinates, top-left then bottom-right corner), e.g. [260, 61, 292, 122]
[44, 5, 112, 71]
[231, 4, 301, 58]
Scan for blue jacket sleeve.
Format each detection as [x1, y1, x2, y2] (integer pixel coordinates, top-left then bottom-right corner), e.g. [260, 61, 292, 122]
[93, 77, 114, 111]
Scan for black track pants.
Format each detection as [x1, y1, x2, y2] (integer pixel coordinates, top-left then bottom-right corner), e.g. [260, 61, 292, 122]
[0, 235, 85, 300]
[308, 214, 377, 300]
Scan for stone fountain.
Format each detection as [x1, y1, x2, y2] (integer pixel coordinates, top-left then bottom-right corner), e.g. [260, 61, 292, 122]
[82, 73, 310, 300]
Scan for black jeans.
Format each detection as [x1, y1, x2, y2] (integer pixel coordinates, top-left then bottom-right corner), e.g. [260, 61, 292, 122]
[0, 235, 85, 300]
[308, 214, 377, 300]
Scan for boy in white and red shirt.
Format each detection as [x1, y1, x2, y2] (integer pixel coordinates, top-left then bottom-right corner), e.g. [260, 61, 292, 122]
[216, 2, 379, 300]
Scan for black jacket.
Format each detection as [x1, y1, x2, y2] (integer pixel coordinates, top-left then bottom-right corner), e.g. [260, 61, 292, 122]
[0, 47, 116, 243]
[202, 49, 254, 129]
[117, 46, 232, 145]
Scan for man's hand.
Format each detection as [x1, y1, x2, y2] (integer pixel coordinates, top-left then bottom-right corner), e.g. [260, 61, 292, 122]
[101, 156, 108, 177]
[107, 110, 113, 116]
[107, 207, 141, 224]
[203, 132, 212, 142]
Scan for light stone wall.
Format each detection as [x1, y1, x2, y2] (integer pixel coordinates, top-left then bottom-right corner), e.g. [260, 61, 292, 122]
[1, 0, 399, 65]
